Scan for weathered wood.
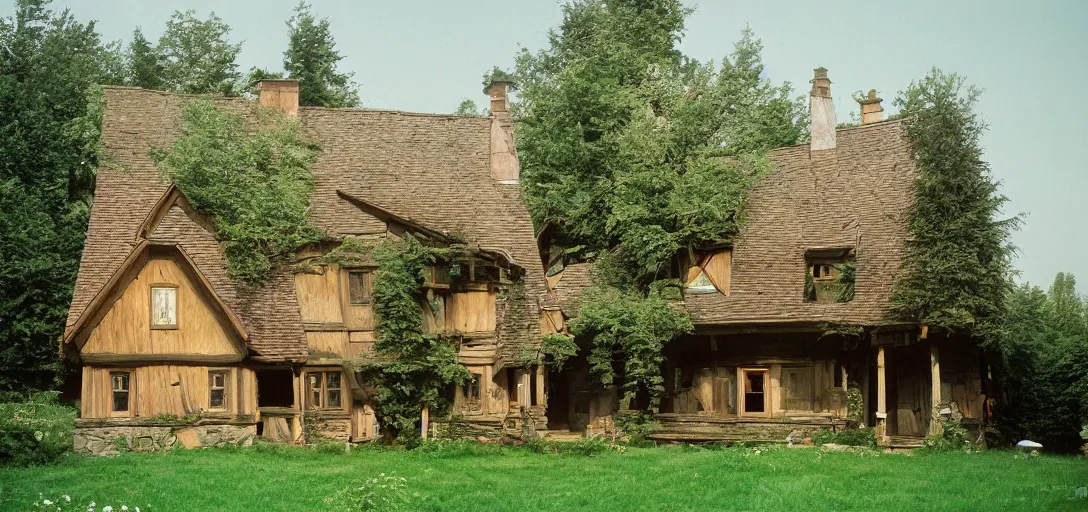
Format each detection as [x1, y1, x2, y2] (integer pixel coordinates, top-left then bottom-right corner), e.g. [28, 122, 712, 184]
[81, 256, 244, 360]
[446, 291, 496, 332]
[703, 250, 732, 294]
[876, 347, 887, 438]
[930, 343, 941, 435]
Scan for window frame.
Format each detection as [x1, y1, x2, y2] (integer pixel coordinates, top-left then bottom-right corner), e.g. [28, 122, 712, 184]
[149, 284, 179, 330]
[208, 369, 230, 412]
[737, 368, 770, 417]
[306, 370, 345, 410]
[109, 370, 133, 417]
[347, 270, 372, 305]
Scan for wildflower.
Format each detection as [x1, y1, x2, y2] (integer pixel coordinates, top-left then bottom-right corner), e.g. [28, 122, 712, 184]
[44, 499, 53, 505]
[64, 496, 71, 502]
[122, 506, 129, 511]
[103, 506, 113, 512]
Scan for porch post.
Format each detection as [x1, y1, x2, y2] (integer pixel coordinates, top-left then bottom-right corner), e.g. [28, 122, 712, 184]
[536, 366, 546, 407]
[421, 406, 430, 439]
[876, 347, 887, 440]
[930, 343, 942, 436]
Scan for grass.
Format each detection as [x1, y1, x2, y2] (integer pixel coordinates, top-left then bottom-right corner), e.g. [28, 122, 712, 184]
[1, 442, 1086, 511]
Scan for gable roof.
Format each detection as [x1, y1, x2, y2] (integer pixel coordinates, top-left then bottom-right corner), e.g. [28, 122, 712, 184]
[549, 121, 917, 327]
[685, 120, 917, 326]
[67, 87, 544, 364]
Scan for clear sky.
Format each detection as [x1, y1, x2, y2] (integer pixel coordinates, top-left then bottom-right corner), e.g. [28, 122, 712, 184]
[8, 0, 1087, 292]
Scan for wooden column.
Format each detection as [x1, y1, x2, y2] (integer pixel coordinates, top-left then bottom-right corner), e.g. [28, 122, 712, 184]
[876, 347, 887, 439]
[535, 366, 546, 407]
[930, 343, 942, 436]
[420, 406, 430, 439]
[291, 370, 303, 443]
[482, 365, 493, 416]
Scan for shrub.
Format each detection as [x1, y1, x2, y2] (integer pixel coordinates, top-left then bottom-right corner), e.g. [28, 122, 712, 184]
[323, 473, 411, 511]
[811, 427, 877, 448]
[922, 419, 972, 452]
[524, 436, 618, 456]
[0, 391, 76, 466]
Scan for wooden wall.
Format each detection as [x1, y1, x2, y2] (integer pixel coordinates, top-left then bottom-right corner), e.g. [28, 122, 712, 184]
[81, 365, 256, 419]
[446, 291, 496, 333]
[82, 257, 242, 359]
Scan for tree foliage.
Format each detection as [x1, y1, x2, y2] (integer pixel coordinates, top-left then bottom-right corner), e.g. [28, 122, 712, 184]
[355, 236, 470, 443]
[994, 274, 1088, 452]
[125, 27, 164, 90]
[453, 99, 482, 117]
[890, 69, 1019, 341]
[510, 1, 803, 406]
[0, 0, 120, 392]
[150, 100, 323, 283]
[158, 10, 241, 95]
[283, 2, 359, 108]
[568, 286, 691, 406]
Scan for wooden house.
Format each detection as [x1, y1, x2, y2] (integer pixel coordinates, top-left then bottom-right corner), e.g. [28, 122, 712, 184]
[539, 69, 990, 448]
[64, 80, 547, 453]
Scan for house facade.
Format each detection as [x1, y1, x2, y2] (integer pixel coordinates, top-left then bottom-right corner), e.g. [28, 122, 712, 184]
[539, 70, 990, 448]
[65, 69, 989, 454]
[65, 80, 547, 454]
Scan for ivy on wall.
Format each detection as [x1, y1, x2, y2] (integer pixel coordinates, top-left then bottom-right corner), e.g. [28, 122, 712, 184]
[151, 100, 323, 283]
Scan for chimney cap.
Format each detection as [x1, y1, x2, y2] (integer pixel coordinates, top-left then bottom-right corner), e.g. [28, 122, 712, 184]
[812, 67, 829, 81]
[856, 89, 883, 105]
[257, 79, 300, 88]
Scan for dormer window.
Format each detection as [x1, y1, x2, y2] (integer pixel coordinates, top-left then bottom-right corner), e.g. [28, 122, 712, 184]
[684, 250, 731, 295]
[150, 285, 178, 329]
[804, 248, 856, 303]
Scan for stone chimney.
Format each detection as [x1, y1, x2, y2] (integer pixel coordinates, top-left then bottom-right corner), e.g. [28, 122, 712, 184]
[856, 89, 884, 125]
[487, 81, 519, 184]
[809, 67, 836, 152]
[257, 79, 300, 116]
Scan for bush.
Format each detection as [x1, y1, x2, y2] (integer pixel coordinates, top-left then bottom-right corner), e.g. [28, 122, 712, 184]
[922, 419, 972, 453]
[323, 473, 411, 511]
[0, 391, 76, 466]
[524, 436, 618, 456]
[811, 427, 877, 448]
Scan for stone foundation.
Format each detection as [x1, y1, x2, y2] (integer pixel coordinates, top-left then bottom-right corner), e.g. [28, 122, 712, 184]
[649, 414, 848, 443]
[74, 424, 256, 456]
[310, 417, 351, 442]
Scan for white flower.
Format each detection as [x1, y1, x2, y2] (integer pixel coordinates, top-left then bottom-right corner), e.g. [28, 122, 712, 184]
[44, 499, 53, 505]
[64, 496, 71, 502]
[122, 507, 129, 511]
[103, 506, 113, 512]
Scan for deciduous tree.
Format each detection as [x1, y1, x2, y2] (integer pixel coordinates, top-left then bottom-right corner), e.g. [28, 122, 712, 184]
[158, 10, 241, 95]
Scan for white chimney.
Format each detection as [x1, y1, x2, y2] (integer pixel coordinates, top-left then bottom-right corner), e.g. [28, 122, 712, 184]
[809, 68, 836, 152]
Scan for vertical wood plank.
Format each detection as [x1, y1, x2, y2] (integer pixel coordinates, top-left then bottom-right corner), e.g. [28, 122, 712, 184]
[930, 343, 942, 435]
[876, 347, 887, 439]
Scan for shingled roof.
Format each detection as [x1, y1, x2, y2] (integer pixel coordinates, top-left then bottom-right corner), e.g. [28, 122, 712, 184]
[549, 120, 917, 327]
[686, 119, 916, 326]
[66, 86, 544, 364]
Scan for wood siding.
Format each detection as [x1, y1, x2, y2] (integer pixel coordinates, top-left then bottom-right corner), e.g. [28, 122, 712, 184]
[82, 257, 242, 359]
[81, 365, 256, 419]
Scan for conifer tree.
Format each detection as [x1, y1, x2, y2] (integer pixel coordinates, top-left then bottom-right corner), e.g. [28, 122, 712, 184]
[126, 27, 164, 90]
[283, 2, 359, 107]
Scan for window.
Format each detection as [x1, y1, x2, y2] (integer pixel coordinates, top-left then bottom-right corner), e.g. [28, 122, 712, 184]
[741, 369, 767, 414]
[110, 371, 131, 414]
[307, 371, 343, 409]
[804, 249, 856, 303]
[150, 286, 178, 329]
[466, 373, 482, 402]
[348, 271, 371, 305]
[209, 371, 228, 410]
[685, 250, 731, 295]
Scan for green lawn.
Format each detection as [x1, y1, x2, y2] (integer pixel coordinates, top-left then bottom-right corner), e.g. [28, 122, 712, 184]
[1, 443, 1086, 511]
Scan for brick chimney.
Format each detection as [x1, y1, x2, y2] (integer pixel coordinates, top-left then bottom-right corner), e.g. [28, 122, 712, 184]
[856, 89, 884, 125]
[257, 79, 299, 116]
[809, 67, 836, 152]
[487, 81, 519, 184]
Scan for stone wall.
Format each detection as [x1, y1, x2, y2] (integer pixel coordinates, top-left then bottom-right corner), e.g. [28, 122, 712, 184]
[309, 417, 351, 442]
[74, 424, 256, 456]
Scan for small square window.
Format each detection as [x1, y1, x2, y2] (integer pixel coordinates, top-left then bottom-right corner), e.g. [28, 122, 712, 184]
[307, 371, 344, 410]
[326, 372, 342, 409]
[348, 271, 371, 305]
[111, 371, 131, 413]
[150, 286, 178, 329]
[209, 371, 228, 410]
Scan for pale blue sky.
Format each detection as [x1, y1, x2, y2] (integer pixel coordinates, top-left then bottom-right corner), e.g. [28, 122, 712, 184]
[8, 0, 1087, 292]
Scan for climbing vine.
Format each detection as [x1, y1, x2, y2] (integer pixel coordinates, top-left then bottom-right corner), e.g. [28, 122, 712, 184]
[352, 235, 470, 443]
[889, 69, 1019, 341]
[151, 100, 323, 283]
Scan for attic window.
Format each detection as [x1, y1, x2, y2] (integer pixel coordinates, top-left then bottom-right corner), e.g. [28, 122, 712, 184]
[804, 249, 856, 303]
[546, 244, 566, 277]
[150, 286, 178, 329]
[348, 271, 371, 305]
[685, 250, 731, 295]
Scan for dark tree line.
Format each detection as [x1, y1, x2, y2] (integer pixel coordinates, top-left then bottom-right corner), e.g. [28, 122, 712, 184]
[0, 0, 357, 393]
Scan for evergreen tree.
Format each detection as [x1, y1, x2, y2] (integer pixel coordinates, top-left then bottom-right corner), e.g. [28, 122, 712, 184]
[283, 2, 359, 107]
[890, 69, 1019, 341]
[158, 10, 241, 95]
[126, 27, 164, 90]
[0, 0, 118, 392]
